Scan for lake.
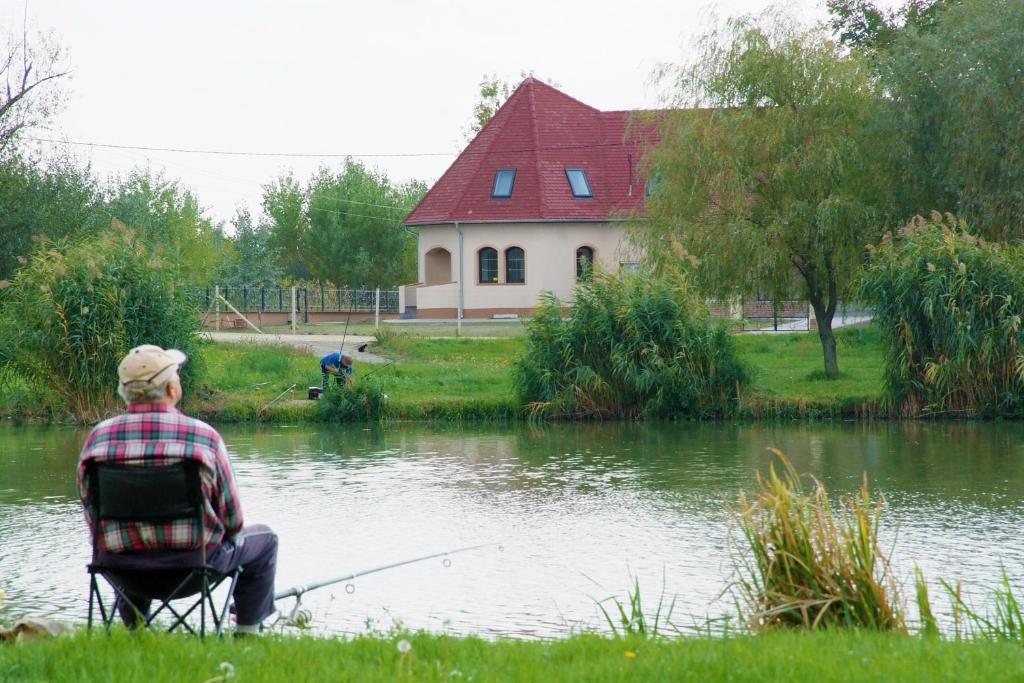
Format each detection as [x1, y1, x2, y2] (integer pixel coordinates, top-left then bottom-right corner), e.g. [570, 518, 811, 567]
[2, 421, 1023, 637]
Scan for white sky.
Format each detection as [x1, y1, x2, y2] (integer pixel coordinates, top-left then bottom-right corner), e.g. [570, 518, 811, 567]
[2, 0, 896, 228]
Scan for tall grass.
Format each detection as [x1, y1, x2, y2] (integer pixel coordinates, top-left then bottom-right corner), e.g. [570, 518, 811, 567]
[859, 213, 1024, 417]
[0, 225, 201, 421]
[734, 450, 903, 631]
[511, 272, 748, 419]
[594, 573, 678, 639]
[916, 568, 1024, 642]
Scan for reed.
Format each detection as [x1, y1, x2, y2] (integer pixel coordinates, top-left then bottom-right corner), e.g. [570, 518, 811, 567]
[594, 574, 678, 639]
[939, 568, 1024, 641]
[0, 225, 201, 422]
[733, 450, 904, 631]
[511, 272, 748, 419]
[859, 213, 1024, 417]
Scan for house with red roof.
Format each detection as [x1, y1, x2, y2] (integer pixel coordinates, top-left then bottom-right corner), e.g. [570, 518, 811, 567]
[401, 78, 659, 319]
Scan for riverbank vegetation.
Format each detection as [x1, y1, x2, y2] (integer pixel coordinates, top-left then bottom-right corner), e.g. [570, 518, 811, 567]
[735, 452, 901, 630]
[512, 273, 747, 419]
[0, 227, 201, 422]
[0, 326, 887, 423]
[861, 215, 1024, 418]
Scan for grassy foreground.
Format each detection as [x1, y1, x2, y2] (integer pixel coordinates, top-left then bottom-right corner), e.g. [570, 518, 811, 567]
[3, 629, 1024, 682]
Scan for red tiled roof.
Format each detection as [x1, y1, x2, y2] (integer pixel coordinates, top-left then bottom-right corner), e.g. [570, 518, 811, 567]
[404, 78, 661, 226]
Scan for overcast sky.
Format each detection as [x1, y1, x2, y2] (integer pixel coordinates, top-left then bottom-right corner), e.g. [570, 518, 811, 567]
[3, 0, 896, 227]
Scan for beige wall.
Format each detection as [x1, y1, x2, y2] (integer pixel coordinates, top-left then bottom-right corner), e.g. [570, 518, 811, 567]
[415, 222, 636, 314]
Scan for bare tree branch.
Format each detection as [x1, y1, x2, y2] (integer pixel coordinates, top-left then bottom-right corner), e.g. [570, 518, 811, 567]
[0, 11, 70, 151]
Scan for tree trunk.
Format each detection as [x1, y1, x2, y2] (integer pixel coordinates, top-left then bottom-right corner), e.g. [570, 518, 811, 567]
[811, 298, 839, 377]
[794, 256, 840, 378]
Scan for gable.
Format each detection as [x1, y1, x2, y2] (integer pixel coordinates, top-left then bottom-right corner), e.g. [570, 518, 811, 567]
[405, 79, 661, 226]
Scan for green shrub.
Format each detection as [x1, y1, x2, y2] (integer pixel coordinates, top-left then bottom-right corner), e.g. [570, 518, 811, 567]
[0, 225, 201, 421]
[734, 450, 904, 631]
[859, 214, 1024, 417]
[319, 381, 385, 421]
[511, 272, 748, 419]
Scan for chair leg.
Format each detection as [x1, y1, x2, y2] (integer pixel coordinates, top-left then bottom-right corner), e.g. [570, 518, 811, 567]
[200, 572, 208, 638]
[214, 570, 241, 636]
[88, 575, 96, 631]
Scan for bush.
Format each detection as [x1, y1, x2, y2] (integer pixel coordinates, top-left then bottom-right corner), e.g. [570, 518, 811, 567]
[511, 272, 748, 419]
[319, 381, 385, 421]
[734, 450, 904, 631]
[859, 214, 1024, 417]
[0, 225, 202, 421]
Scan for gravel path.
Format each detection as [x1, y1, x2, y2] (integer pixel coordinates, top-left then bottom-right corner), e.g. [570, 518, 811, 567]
[204, 331, 390, 364]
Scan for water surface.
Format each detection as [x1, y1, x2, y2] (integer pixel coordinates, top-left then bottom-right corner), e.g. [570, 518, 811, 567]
[2, 421, 1023, 637]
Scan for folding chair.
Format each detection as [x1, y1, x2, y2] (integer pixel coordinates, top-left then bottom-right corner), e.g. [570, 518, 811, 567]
[85, 460, 242, 637]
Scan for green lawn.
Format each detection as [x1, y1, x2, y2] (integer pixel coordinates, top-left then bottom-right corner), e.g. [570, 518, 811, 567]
[734, 326, 885, 415]
[2, 629, 1022, 682]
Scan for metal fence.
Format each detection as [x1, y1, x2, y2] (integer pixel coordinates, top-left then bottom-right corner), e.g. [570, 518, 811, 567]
[186, 286, 400, 315]
[708, 299, 810, 332]
[707, 300, 872, 332]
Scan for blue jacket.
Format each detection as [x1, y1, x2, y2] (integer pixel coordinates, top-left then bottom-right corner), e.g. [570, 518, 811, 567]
[320, 352, 353, 375]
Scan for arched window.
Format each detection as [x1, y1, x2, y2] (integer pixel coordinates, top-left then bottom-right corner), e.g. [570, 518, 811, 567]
[505, 247, 525, 284]
[576, 246, 594, 282]
[478, 247, 498, 283]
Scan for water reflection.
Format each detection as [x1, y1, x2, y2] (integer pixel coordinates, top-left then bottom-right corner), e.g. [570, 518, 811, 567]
[2, 421, 1024, 636]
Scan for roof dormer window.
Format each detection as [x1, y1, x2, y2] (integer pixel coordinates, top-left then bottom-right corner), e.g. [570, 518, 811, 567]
[565, 168, 592, 198]
[491, 168, 516, 199]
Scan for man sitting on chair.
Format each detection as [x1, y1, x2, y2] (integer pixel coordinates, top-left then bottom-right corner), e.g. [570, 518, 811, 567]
[77, 345, 278, 635]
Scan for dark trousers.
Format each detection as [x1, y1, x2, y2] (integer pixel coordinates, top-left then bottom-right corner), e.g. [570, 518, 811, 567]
[115, 524, 278, 628]
[321, 365, 348, 389]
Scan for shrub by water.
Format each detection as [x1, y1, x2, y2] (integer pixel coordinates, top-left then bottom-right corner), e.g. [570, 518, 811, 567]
[511, 273, 748, 419]
[0, 225, 201, 421]
[734, 450, 903, 631]
[859, 214, 1024, 417]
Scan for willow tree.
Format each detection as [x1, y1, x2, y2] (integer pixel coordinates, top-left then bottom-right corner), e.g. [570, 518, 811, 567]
[640, 13, 898, 377]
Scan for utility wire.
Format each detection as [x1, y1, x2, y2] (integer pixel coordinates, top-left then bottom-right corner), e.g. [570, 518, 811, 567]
[28, 136, 634, 159]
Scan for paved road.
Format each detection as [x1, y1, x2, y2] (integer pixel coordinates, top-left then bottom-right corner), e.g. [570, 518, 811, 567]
[204, 331, 389, 364]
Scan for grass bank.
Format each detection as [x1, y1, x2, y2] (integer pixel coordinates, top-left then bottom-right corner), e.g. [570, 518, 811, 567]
[734, 325, 885, 418]
[0, 326, 886, 423]
[3, 629, 1024, 682]
[183, 334, 520, 423]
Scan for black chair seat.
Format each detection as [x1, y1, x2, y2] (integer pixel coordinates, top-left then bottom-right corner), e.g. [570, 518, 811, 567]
[91, 566, 225, 602]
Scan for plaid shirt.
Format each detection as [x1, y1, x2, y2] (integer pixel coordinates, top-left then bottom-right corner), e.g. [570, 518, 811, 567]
[77, 403, 244, 553]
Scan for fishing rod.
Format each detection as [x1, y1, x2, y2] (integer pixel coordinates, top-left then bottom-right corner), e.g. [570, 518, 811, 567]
[261, 383, 296, 412]
[339, 307, 352, 356]
[358, 360, 393, 382]
[274, 542, 497, 603]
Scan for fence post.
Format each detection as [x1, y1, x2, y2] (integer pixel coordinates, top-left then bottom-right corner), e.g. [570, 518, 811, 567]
[303, 288, 309, 324]
[375, 287, 380, 330]
[214, 285, 221, 331]
[291, 286, 297, 333]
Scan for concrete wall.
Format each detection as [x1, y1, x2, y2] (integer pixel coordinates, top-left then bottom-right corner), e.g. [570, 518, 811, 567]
[415, 222, 637, 317]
